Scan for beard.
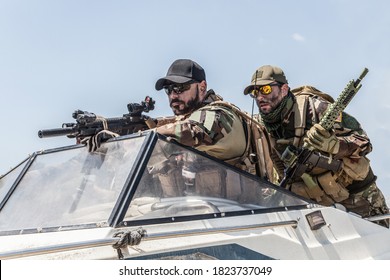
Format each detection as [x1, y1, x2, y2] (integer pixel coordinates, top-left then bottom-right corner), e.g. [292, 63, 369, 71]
[170, 86, 202, 115]
[256, 94, 282, 115]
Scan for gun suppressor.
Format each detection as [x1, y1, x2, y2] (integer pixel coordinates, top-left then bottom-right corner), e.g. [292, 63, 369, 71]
[38, 127, 75, 138]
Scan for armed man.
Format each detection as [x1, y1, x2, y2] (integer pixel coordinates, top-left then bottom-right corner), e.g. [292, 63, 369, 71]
[243, 65, 389, 227]
[81, 59, 273, 197]
[152, 59, 272, 177]
[153, 59, 248, 167]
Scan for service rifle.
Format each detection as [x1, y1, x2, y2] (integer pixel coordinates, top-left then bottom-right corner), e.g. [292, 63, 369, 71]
[279, 68, 369, 188]
[38, 96, 156, 139]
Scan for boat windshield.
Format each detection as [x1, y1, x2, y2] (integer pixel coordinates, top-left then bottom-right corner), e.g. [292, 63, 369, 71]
[124, 135, 308, 222]
[0, 159, 28, 203]
[0, 132, 309, 233]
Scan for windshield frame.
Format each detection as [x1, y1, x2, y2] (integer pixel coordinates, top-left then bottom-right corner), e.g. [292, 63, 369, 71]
[0, 131, 312, 236]
[116, 133, 312, 228]
[0, 132, 157, 235]
[108, 131, 158, 227]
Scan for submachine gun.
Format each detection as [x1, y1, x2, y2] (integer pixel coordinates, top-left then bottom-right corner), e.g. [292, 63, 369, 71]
[279, 68, 369, 188]
[38, 96, 156, 139]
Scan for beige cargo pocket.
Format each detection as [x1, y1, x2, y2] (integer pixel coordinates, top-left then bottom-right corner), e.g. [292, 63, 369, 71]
[290, 180, 334, 206]
[342, 157, 370, 181]
[317, 171, 349, 202]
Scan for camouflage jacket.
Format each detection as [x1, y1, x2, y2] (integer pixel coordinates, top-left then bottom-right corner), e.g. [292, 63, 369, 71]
[266, 92, 372, 160]
[262, 91, 375, 196]
[155, 91, 247, 162]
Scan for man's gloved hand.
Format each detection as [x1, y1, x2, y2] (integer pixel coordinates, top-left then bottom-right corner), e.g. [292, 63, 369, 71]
[81, 130, 120, 152]
[304, 123, 340, 154]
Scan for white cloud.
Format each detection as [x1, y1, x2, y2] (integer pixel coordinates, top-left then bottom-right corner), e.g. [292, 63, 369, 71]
[292, 33, 306, 42]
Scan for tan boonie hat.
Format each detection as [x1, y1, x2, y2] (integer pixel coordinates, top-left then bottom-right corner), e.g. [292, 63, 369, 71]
[243, 65, 288, 95]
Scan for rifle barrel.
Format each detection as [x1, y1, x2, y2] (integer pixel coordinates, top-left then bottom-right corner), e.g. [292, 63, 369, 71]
[354, 67, 369, 87]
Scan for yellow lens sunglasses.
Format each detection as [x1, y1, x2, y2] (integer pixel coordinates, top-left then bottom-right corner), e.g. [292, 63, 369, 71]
[250, 83, 280, 98]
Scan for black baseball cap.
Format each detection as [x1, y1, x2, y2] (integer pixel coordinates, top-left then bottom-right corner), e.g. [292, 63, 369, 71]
[155, 59, 206, 90]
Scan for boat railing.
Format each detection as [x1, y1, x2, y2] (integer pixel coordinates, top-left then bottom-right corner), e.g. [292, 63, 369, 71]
[0, 219, 298, 260]
[365, 213, 390, 223]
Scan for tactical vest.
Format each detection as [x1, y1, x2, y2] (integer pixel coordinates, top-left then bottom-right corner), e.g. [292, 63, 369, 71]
[208, 101, 274, 180]
[270, 86, 373, 205]
[155, 100, 274, 179]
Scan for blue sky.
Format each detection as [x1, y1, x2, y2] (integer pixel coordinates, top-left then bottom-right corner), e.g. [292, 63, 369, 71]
[1, 0, 390, 200]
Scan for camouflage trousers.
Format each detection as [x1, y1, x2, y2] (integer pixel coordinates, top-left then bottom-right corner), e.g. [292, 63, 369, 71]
[341, 182, 389, 228]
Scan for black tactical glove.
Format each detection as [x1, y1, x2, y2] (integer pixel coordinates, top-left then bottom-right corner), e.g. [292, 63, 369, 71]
[81, 130, 120, 152]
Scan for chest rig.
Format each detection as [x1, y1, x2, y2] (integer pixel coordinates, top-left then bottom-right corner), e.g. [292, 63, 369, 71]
[268, 86, 351, 205]
[207, 101, 274, 180]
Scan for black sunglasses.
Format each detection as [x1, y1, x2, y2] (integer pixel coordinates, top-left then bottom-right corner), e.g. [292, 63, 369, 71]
[164, 81, 196, 95]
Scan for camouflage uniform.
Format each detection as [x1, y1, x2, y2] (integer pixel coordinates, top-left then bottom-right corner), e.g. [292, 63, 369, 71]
[156, 90, 272, 177]
[261, 88, 389, 227]
[153, 59, 273, 199]
[154, 90, 274, 199]
[156, 91, 248, 171]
